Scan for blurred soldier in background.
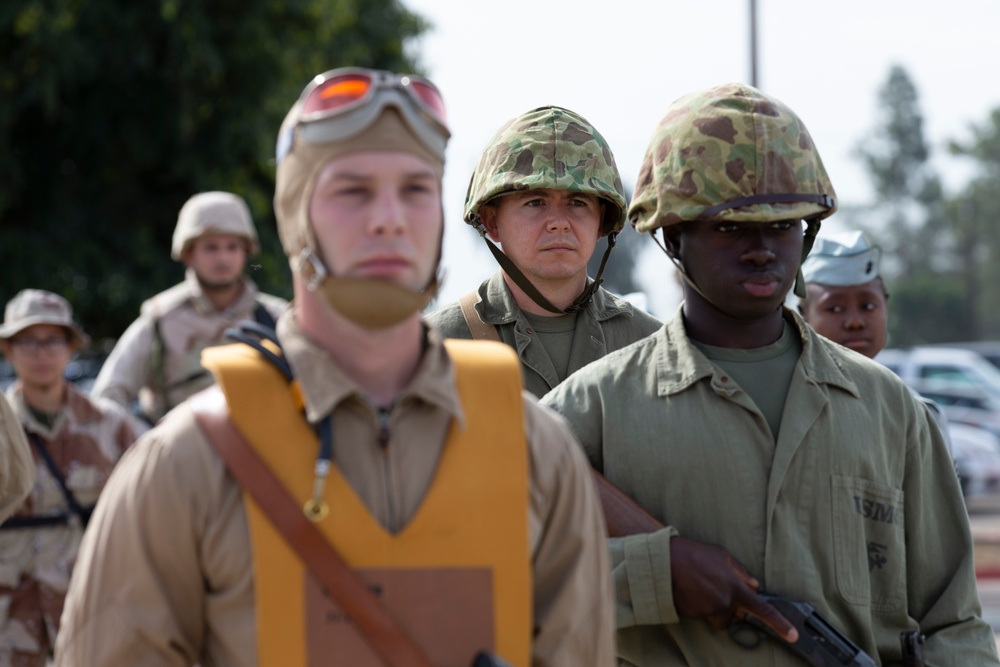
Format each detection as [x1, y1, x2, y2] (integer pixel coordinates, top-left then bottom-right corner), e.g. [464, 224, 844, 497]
[91, 192, 287, 423]
[0, 289, 137, 665]
[541, 83, 997, 665]
[798, 231, 888, 359]
[0, 396, 32, 525]
[799, 230, 956, 454]
[428, 106, 661, 397]
[56, 67, 614, 666]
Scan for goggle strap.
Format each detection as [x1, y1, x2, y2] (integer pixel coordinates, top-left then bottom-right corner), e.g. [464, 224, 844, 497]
[294, 248, 328, 292]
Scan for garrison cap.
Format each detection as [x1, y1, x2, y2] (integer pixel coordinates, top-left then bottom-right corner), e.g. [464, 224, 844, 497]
[801, 231, 882, 286]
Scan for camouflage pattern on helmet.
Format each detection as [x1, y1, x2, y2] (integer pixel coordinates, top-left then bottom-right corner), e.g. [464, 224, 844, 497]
[464, 106, 626, 236]
[629, 84, 837, 234]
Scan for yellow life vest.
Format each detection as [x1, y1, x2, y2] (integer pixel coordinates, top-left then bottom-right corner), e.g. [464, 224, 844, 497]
[202, 338, 531, 667]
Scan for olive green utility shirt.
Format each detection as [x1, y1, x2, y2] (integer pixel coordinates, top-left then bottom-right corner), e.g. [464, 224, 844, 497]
[427, 271, 662, 398]
[541, 306, 999, 666]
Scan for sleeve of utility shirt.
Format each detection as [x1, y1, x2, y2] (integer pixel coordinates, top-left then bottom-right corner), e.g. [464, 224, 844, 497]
[541, 376, 682, 631]
[91, 315, 156, 409]
[54, 401, 252, 667]
[524, 397, 616, 667]
[0, 392, 33, 523]
[902, 401, 1000, 664]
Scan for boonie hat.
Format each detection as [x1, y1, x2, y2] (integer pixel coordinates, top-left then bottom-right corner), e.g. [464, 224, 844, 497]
[0, 289, 90, 347]
[801, 231, 881, 287]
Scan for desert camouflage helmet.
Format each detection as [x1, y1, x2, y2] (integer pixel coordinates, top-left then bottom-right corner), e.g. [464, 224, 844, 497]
[465, 106, 626, 236]
[171, 191, 260, 261]
[628, 84, 837, 234]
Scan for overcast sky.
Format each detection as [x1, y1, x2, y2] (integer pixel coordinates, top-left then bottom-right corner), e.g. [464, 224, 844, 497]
[403, 0, 1000, 319]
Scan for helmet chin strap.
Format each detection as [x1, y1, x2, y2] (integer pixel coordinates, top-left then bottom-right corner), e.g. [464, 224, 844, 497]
[792, 218, 822, 298]
[652, 217, 822, 306]
[294, 248, 438, 329]
[482, 232, 617, 315]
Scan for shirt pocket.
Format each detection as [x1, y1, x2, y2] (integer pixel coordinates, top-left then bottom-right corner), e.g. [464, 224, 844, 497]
[830, 474, 906, 612]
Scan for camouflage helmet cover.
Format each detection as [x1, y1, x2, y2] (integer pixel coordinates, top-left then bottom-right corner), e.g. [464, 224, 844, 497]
[464, 106, 627, 236]
[628, 84, 837, 234]
[171, 191, 260, 260]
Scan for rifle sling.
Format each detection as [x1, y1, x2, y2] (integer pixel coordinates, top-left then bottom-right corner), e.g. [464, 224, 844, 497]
[193, 407, 434, 667]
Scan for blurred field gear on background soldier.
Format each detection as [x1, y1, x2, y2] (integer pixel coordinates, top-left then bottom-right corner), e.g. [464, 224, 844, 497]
[0, 395, 32, 525]
[57, 68, 614, 667]
[798, 231, 888, 358]
[427, 106, 660, 397]
[91, 191, 287, 423]
[541, 83, 998, 665]
[0, 289, 137, 666]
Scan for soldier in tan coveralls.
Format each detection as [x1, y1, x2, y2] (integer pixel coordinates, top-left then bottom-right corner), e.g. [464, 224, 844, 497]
[541, 84, 999, 665]
[91, 192, 287, 423]
[0, 289, 137, 666]
[55, 67, 614, 666]
[427, 107, 661, 398]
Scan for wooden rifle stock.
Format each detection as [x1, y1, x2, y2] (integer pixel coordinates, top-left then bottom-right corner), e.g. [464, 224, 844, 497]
[590, 468, 664, 537]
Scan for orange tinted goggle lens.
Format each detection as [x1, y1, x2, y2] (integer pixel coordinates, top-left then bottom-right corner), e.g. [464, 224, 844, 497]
[303, 75, 373, 115]
[408, 79, 447, 123]
[301, 72, 447, 125]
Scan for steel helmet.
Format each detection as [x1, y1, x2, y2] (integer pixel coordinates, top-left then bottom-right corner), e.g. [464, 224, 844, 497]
[171, 191, 260, 260]
[465, 105, 626, 237]
[629, 84, 836, 234]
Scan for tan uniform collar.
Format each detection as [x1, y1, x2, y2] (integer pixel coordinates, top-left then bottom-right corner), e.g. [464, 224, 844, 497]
[277, 310, 465, 428]
[7, 382, 102, 439]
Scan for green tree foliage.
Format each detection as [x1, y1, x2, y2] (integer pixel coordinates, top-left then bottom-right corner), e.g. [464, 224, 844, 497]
[947, 109, 1000, 338]
[0, 0, 428, 344]
[854, 65, 945, 278]
[851, 65, 966, 346]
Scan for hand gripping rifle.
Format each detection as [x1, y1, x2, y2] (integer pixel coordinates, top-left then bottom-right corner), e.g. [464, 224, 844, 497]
[589, 469, 920, 667]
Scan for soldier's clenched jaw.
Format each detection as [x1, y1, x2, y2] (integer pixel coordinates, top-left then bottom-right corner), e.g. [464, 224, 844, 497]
[307, 151, 443, 295]
[666, 218, 803, 322]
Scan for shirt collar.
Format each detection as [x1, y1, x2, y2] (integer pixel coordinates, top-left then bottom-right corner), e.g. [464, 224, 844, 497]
[477, 270, 635, 324]
[655, 305, 859, 398]
[277, 310, 465, 428]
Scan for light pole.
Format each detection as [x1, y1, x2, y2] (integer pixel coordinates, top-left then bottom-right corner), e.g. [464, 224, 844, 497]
[749, 0, 759, 88]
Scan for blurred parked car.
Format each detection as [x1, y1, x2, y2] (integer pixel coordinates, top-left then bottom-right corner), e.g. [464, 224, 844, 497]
[915, 384, 1000, 439]
[928, 341, 1000, 372]
[875, 346, 1000, 403]
[875, 347, 1000, 501]
[948, 421, 1000, 499]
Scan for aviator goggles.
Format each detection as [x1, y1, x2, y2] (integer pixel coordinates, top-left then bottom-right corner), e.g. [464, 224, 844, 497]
[276, 67, 450, 164]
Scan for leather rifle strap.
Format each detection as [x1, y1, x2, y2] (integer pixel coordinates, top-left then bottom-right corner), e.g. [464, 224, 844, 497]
[458, 291, 501, 342]
[194, 407, 434, 667]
